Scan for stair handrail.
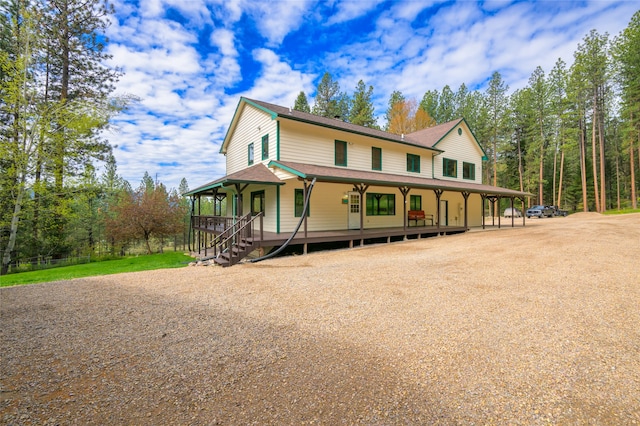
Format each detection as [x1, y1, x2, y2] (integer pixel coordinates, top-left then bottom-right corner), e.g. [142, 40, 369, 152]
[217, 212, 263, 266]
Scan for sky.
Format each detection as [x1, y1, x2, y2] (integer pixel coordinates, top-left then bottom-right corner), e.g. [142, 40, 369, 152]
[101, 0, 638, 192]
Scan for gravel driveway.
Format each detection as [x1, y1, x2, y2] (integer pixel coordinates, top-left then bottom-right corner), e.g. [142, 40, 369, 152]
[2, 213, 639, 424]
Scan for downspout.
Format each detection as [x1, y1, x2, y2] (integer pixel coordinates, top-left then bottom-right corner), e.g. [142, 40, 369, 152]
[249, 178, 317, 263]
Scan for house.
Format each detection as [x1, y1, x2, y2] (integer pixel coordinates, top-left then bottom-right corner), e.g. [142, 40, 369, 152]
[185, 97, 529, 266]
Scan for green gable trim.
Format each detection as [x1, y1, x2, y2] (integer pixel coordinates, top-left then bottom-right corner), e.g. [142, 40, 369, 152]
[268, 160, 307, 178]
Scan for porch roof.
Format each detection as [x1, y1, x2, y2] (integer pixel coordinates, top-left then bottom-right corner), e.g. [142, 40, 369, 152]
[184, 163, 283, 196]
[269, 160, 531, 198]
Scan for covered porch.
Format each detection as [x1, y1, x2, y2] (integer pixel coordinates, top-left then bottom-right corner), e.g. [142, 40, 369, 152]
[185, 162, 530, 265]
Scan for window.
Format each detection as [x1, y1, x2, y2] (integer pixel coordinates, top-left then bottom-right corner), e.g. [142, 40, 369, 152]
[366, 193, 395, 216]
[335, 140, 347, 166]
[294, 189, 310, 217]
[372, 147, 382, 170]
[410, 195, 422, 211]
[463, 162, 475, 180]
[248, 143, 254, 165]
[261, 135, 269, 160]
[251, 190, 265, 216]
[443, 158, 457, 177]
[407, 153, 420, 173]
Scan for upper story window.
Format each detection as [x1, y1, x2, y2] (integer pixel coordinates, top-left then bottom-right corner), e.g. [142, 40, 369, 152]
[463, 162, 475, 180]
[261, 135, 269, 160]
[248, 143, 254, 165]
[443, 158, 457, 178]
[335, 140, 347, 166]
[407, 153, 420, 173]
[372, 147, 382, 170]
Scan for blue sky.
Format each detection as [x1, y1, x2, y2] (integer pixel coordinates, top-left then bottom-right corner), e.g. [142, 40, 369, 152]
[102, 0, 638, 192]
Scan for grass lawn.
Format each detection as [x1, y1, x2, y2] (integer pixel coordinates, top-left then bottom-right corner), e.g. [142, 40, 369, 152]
[603, 207, 640, 215]
[0, 252, 194, 287]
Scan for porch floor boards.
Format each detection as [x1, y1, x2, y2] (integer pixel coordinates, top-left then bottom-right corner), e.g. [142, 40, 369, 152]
[195, 224, 468, 248]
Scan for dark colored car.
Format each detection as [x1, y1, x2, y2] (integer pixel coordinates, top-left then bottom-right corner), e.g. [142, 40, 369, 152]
[526, 205, 553, 218]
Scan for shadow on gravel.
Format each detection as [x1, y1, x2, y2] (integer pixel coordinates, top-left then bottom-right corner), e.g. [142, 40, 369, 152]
[1, 280, 450, 424]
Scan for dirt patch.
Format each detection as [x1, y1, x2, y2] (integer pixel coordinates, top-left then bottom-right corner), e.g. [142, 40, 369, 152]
[2, 213, 639, 424]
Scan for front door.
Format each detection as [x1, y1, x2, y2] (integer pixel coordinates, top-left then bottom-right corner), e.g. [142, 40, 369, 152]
[348, 192, 361, 230]
[439, 200, 448, 226]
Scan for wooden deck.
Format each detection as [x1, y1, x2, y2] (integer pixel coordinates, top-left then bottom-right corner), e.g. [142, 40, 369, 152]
[192, 220, 468, 257]
[250, 225, 467, 247]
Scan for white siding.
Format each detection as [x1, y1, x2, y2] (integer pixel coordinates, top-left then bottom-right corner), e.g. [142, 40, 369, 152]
[432, 124, 484, 184]
[226, 105, 277, 175]
[279, 120, 434, 178]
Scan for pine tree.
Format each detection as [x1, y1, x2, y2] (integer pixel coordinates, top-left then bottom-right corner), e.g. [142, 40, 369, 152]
[312, 72, 342, 118]
[612, 11, 640, 209]
[349, 80, 378, 128]
[293, 91, 310, 113]
[485, 71, 509, 187]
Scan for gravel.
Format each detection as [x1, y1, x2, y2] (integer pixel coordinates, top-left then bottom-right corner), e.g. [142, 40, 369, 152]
[1, 212, 639, 425]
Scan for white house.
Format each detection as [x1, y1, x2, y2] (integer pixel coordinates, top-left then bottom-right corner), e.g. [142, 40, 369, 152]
[186, 97, 529, 265]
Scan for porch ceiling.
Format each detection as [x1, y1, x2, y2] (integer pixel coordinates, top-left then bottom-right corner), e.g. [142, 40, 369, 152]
[269, 160, 531, 198]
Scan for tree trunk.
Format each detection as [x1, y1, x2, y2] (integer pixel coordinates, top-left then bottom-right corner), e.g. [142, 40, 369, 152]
[580, 117, 589, 212]
[598, 87, 606, 212]
[517, 131, 524, 193]
[631, 140, 637, 209]
[558, 150, 565, 208]
[591, 94, 600, 213]
[1, 175, 26, 275]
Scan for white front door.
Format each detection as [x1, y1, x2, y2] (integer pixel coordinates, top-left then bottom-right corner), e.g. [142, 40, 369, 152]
[348, 192, 361, 229]
[439, 200, 448, 226]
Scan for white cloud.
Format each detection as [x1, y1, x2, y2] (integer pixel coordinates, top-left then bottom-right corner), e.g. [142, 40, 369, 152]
[243, 0, 312, 45]
[325, 0, 386, 25]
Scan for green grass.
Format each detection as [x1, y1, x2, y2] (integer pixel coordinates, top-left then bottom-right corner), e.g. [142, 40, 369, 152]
[603, 207, 640, 215]
[1, 252, 194, 287]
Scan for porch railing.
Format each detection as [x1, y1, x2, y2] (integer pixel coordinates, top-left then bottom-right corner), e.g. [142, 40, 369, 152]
[191, 213, 264, 264]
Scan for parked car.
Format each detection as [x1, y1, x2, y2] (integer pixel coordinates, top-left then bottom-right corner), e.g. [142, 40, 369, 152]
[548, 205, 568, 216]
[526, 205, 554, 218]
[503, 207, 522, 218]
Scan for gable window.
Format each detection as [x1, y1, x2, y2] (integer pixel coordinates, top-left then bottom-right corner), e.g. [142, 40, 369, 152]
[248, 143, 254, 165]
[335, 140, 347, 166]
[410, 195, 422, 211]
[366, 193, 395, 216]
[463, 162, 475, 180]
[261, 135, 269, 160]
[251, 190, 265, 216]
[372, 147, 382, 171]
[443, 158, 457, 178]
[407, 153, 420, 173]
[294, 189, 310, 217]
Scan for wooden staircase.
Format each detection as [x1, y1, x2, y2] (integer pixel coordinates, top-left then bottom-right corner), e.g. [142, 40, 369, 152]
[210, 213, 263, 267]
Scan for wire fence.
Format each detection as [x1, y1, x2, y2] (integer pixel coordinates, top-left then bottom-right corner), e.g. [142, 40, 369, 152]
[6, 255, 93, 274]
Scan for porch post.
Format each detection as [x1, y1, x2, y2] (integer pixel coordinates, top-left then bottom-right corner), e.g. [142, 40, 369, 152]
[462, 191, 470, 231]
[433, 189, 443, 231]
[303, 180, 309, 239]
[399, 186, 410, 234]
[510, 197, 515, 227]
[497, 196, 502, 229]
[198, 195, 202, 254]
[353, 183, 369, 246]
[481, 194, 487, 229]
